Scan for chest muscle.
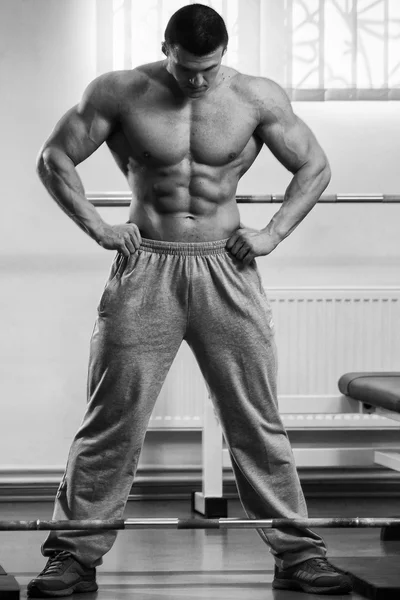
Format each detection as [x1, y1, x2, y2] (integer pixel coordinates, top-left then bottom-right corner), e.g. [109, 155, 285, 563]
[120, 93, 258, 167]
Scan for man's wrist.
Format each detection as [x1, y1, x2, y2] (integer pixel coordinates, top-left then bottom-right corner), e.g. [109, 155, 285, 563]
[261, 225, 282, 248]
[89, 218, 109, 243]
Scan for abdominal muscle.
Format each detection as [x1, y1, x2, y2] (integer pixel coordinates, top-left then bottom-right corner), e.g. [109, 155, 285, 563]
[127, 169, 242, 243]
[130, 204, 240, 242]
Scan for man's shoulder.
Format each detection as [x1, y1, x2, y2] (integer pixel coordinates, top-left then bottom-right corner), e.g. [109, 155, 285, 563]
[230, 72, 290, 110]
[89, 67, 154, 94]
[99, 62, 169, 96]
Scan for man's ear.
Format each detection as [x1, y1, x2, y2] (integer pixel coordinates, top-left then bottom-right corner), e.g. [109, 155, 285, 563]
[222, 45, 228, 57]
[161, 41, 168, 56]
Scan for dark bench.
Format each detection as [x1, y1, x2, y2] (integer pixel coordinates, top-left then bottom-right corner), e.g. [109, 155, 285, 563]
[332, 373, 400, 597]
[339, 371, 400, 543]
[339, 372, 400, 414]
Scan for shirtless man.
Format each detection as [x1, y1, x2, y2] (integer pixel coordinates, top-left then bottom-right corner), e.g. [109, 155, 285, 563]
[28, 4, 352, 597]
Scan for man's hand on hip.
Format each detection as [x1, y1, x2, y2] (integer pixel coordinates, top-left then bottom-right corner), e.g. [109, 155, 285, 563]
[96, 223, 142, 256]
[226, 225, 279, 265]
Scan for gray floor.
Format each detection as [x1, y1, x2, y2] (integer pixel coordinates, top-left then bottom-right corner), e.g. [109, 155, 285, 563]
[0, 496, 399, 599]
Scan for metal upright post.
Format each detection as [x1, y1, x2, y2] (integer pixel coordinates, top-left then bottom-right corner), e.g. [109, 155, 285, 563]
[192, 395, 228, 518]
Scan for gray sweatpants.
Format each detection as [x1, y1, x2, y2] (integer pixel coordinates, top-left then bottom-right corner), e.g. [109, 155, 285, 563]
[42, 237, 327, 570]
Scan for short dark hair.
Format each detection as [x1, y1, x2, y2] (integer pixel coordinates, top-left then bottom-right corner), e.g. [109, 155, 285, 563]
[164, 3, 228, 56]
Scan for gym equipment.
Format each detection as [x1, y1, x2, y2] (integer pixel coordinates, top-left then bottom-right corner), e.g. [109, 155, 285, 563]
[0, 517, 400, 530]
[339, 371, 400, 542]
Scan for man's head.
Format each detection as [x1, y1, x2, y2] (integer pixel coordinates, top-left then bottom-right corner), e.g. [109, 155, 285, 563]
[162, 3, 228, 98]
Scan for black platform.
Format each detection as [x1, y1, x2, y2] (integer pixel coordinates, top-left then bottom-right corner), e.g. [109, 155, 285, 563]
[0, 564, 19, 599]
[332, 556, 400, 600]
[191, 491, 228, 518]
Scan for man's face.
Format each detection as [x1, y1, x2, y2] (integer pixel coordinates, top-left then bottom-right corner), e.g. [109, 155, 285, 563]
[164, 44, 225, 98]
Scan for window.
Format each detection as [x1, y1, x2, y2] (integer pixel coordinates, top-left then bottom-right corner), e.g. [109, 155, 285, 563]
[96, 0, 400, 100]
[286, 0, 400, 99]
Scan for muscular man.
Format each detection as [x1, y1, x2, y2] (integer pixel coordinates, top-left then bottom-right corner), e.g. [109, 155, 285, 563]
[28, 4, 352, 597]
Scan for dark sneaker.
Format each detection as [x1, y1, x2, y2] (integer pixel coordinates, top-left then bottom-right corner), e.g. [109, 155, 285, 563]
[272, 557, 353, 595]
[27, 551, 98, 597]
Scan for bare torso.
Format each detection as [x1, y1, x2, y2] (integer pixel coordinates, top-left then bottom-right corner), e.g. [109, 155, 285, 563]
[105, 63, 263, 242]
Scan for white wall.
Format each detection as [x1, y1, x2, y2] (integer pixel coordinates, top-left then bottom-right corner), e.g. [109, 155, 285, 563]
[1, 0, 399, 469]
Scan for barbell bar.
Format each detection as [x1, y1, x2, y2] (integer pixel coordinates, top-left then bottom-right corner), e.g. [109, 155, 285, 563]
[1, 517, 400, 531]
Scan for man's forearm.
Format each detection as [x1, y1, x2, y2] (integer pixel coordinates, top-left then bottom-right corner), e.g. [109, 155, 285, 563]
[263, 161, 331, 244]
[37, 146, 106, 241]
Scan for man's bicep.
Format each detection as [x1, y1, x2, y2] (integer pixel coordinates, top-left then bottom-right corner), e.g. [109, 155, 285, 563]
[251, 79, 326, 174]
[43, 101, 114, 166]
[257, 114, 318, 174]
[41, 74, 119, 166]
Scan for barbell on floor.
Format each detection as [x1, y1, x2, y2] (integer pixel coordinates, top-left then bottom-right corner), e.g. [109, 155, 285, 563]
[1, 517, 400, 530]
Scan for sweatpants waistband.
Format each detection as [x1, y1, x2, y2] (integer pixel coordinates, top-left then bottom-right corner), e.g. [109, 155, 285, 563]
[139, 237, 231, 256]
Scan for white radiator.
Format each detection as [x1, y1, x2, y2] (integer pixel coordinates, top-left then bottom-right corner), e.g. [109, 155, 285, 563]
[149, 287, 400, 430]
